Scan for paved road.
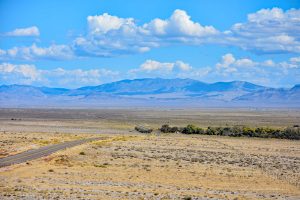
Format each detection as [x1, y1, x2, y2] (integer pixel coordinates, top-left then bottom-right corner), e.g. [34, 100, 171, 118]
[0, 137, 106, 167]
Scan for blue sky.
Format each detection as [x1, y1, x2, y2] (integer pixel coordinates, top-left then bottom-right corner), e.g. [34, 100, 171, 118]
[0, 0, 299, 88]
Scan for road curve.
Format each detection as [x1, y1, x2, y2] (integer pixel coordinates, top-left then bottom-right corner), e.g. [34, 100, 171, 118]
[0, 137, 106, 167]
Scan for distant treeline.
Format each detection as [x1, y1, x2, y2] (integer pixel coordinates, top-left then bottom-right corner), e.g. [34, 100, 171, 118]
[159, 124, 300, 140]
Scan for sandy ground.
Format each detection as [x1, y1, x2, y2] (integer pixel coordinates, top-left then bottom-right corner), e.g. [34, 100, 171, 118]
[1, 108, 300, 128]
[0, 109, 300, 199]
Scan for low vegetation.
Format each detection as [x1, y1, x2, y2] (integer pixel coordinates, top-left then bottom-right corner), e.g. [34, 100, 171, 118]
[160, 124, 300, 140]
[135, 125, 153, 133]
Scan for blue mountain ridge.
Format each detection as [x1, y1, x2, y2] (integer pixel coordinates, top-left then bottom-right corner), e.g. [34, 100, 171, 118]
[0, 78, 299, 108]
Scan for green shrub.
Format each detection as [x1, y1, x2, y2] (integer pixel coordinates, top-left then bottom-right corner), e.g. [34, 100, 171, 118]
[158, 124, 300, 140]
[135, 125, 153, 133]
[206, 127, 216, 135]
[160, 124, 180, 133]
[182, 124, 204, 134]
[160, 124, 171, 133]
[170, 126, 179, 133]
[182, 124, 197, 134]
[281, 127, 300, 140]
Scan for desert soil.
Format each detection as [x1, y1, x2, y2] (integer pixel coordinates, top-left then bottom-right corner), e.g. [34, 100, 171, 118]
[0, 109, 299, 199]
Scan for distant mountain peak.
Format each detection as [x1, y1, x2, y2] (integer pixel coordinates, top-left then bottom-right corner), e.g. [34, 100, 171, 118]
[0, 78, 299, 108]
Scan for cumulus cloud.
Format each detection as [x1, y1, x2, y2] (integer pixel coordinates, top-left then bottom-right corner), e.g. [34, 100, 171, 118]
[74, 7, 300, 57]
[87, 13, 137, 35]
[73, 9, 218, 57]
[216, 53, 261, 75]
[225, 8, 300, 54]
[139, 60, 174, 72]
[4, 26, 40, 37]
[0, 63, 119, 87]
[131, 60, 192, 74]
[175, 60, 192, 71]
[144, 9, 218, 37]
[2, 8, 300, 60]
[216, 54, 236, 69]
[0, 44, 74, 61]
[211, 53, 300, 86]
[127, 55, 299, 87]
[1, 54, 299, 87]
[0, 63, 40, 84]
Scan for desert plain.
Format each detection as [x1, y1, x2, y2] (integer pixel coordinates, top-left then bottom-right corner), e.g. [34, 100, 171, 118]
[0, 108, 299, 200]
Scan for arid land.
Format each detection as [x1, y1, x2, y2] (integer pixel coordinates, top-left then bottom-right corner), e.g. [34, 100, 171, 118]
[0, 108, 300, 199]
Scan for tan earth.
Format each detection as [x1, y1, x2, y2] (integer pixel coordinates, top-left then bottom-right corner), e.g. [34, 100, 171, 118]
[0, 109, 299, 199]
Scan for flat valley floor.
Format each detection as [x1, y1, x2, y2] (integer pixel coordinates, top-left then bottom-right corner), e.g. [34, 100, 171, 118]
[0, 108, 299, 199]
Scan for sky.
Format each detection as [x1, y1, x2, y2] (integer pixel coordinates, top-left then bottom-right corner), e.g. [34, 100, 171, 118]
[0, 0, 299, 88]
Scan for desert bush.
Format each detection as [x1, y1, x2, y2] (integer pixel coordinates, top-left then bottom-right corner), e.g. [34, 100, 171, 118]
[182, 124, 197, 134]
[281, 127, 300, 140]
[182, 124, 204, 134]
[160, 124, 170, 133]
[160, 124, 178, 133]
[135, 125, 153, 133]
[206, 126, 216, 135]
[160, 124, 180, 133]
[159, 124, 300, 140]
[242, 126, 255, 137]
[170, 126, 179, 133]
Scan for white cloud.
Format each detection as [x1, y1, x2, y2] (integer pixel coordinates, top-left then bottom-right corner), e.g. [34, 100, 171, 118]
[140, 60, 174, 72]
[175, 60, 192, 71]
[262, 59, 275, 67]
[74, 9, 218, 57]
[1, 54, 299, 88]
[17, 64, 40, 80]
[131, 59, 192, 74]
[235, 58, 256, 67]
[247, 7, 285, 23]
[87, 13, 137, 35]
[290, 56, 300, 63]
[1, 8, 300, 60]
[215, 54, 269, 75]
[75, 8, 300, 56]
[5, 26, 40, 37]
[216, 53, 236, 69]
[0, 63, 119, 87]
[0, 44, 74, 61]
[0, 63, 40, 82]
[144, 9, 218, 37]
[211, 53, 300, 86]
[279, 61, 299, 69]
[127, 55, 299, 87]
[226, 8, 300, 54]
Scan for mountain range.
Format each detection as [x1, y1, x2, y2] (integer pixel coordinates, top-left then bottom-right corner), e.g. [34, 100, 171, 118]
[0, 78, 299, 108]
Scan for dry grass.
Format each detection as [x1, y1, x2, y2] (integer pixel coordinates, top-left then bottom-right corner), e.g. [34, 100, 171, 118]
[0, 133, 299, 199]
[0, 108, 299, 199]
